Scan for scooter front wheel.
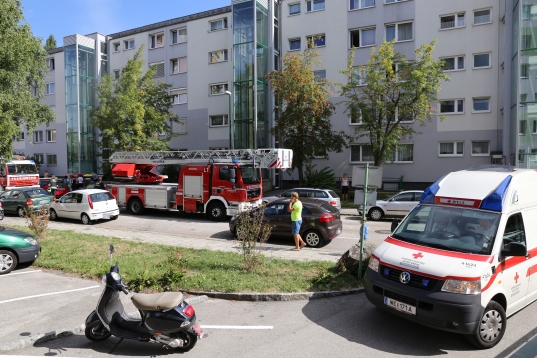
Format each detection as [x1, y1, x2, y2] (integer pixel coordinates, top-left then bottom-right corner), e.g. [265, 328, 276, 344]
[85, 320, 111, 341]
[173, 331, 197, 352]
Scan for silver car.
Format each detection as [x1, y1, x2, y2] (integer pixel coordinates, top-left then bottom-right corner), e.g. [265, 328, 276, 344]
[359, 190, 424, 221]
[263, 188, 341, 210]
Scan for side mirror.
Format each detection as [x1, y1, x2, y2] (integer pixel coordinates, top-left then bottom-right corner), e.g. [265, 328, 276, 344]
[501, 242, 527, 257]
[230, 168, 236, 184]
[391, 218, 401, 232]
[55, 199, 59, 203]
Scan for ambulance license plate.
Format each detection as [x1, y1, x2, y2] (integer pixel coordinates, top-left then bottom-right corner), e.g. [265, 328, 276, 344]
[384, 297, 416, 315]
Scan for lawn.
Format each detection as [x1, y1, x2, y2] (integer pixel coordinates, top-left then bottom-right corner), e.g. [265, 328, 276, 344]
[7, 225, 362, 293]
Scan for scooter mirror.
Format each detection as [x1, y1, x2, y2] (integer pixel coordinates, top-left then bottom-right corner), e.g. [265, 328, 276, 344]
[109, 245, 115, 254]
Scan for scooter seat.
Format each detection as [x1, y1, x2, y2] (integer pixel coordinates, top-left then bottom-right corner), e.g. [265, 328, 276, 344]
[131, 292, 184, 311]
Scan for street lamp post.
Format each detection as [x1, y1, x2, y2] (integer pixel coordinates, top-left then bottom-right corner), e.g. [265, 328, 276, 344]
[224, 90, 234, 150]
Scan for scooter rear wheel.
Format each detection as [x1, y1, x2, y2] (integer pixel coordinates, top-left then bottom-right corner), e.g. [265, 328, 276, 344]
[85, 320, 111, 341]
[173, 331, 197, 352]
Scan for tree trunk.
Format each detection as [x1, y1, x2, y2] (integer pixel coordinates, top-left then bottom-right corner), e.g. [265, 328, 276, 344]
[297, 164, 304, 186]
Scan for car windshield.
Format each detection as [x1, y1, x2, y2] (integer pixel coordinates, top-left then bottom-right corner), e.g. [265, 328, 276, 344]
[25, 189, 49, 197]
[7, 164, 37, 174]
[392, 205, 500, 255]
[240, 167, 261, 184]
[90, 192, 115, 202]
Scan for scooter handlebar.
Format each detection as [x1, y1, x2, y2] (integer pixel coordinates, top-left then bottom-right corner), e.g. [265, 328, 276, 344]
[119, 283, 129, 295]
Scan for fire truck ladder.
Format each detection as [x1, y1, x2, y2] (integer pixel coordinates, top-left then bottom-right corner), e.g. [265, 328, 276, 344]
[109, 148, 293, 169]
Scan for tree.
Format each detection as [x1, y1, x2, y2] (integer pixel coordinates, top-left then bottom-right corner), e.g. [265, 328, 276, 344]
[339, 40, 449, 166]
[266, 46, 349, 185]
[0, 0, 55, 161]
[44, 34, 56, 50]
[91, 46, 180, 154]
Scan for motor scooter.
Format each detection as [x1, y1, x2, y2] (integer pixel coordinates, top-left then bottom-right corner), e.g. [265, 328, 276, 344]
[84, 245, 203, 353]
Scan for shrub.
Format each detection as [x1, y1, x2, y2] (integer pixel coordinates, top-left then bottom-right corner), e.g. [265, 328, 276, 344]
[303, 164, 336, 189]
[235, 204, 273, 272]
[25, 206, 50, 241]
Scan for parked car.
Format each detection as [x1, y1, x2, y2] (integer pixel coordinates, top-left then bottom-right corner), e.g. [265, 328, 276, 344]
[229, 198, 342, 248]
[49, 189, 120, 225]
[263, 188, 341, 210]
[0, 224, 41, 274]
[0, 187, 53, 218]
[39, 178, 70, 197]
[358, 190, 424, 221]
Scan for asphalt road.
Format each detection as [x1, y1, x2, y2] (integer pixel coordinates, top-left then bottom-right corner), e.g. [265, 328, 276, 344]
[2, 267, 537, 357]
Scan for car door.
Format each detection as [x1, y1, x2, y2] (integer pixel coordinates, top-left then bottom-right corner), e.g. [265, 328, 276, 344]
[56, 193, 78, 219]
[0, 191, 14, 213]
[385, 192, 415, 216]
[70, 193, 84, 219]
[264, 203, 283, 236]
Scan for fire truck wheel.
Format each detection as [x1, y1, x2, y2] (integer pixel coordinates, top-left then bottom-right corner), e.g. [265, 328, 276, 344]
[128, 198, 144, 215]
[208, 202, 226, 221]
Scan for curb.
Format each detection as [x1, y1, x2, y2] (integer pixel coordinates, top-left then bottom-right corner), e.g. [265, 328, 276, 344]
[0, 295, 209, 353]
[183, 287, 364, 301]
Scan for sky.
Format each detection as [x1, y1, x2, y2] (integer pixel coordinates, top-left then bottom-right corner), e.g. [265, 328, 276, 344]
[22, 0, 231, 46]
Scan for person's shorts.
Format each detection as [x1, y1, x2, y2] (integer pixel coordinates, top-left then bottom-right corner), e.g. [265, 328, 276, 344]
[292, 220, 302, 235]
[341, 186, 349, 194]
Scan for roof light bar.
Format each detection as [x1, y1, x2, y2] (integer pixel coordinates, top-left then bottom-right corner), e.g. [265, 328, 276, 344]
[420, 175, 446, 204]
[480, 176, 512, 212]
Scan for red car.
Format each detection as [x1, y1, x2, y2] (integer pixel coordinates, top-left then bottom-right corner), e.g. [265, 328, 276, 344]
[39, 178, 70, 197]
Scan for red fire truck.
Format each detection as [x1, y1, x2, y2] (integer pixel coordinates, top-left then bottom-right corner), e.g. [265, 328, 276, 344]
[0, 159, 40, 191]
[107, 148, 292, 221]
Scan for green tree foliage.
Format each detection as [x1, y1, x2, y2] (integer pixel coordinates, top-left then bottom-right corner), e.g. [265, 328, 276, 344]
[91, 46, 179, 154]
[339, 40, 449, 166]
[0, 0, 55, 160]
[44, 34, 56, 50]
[266, 46, 349, 185]
[303, 164, 336, 189]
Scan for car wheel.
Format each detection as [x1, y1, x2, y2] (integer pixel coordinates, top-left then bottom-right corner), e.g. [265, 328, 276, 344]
[0, 250, 18, 275]
[128, 198, 144, 215]
[81, 213, 92, 225]
[304, 229, 324, 248]
[465, 300, 506, 349]
[110, 215, 118, 220]
[49, 209, 58, 221]
[17, 207, 26, 218]
[207, 201, 226, 221]
[369, 207, 384, 221]
[84, 320, 111, 341]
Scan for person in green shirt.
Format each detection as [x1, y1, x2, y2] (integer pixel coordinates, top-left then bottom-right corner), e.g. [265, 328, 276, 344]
[288, 192, 306, 250]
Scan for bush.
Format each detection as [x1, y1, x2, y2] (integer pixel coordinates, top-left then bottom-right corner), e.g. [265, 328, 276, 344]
[235, 204, 273, 272]
[25, 206, 50, 241]
[303, 164, 336, 189]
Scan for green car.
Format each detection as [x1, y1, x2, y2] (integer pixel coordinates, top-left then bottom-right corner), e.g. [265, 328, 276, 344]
[0, 225, 41, 274]
[0, 187, 53, 218]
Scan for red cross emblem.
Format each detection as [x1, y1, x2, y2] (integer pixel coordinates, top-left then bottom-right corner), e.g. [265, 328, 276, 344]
[412, 252, 423, 259]
[515, 272, 519, 284]
[447, 199, 452, 203]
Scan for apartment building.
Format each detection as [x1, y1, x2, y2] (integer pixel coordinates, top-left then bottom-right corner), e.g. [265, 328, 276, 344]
[15, 0, 533, 188]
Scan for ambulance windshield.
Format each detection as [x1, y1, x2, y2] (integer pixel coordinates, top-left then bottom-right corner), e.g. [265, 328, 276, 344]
[392, 205, 500, 255]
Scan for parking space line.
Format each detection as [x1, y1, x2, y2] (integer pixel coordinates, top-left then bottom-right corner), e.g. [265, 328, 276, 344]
[0, 285, 100, 304]
[0, 270, 42, 277]
[200, 325, 273, 329]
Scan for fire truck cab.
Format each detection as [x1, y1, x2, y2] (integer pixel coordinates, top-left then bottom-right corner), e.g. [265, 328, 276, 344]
[0, 159, 39, 191]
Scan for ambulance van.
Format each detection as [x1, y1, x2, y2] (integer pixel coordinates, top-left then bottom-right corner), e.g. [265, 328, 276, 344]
[364, 166, 537, 349]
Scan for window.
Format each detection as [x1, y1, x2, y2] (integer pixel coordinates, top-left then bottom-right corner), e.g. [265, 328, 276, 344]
[150, 62, 165, 78]
[442, 56, 465, 71]
[440, 13, 465, 29]
[46, 154, 57, 166]
[386, 143, 414, 162]
[474, 9, 491, 25]
[350, 108, 362, 125]
[352, 67, 368, 85]
[350, 144, 374, 162]
[520, 120, 528, 135]
[289, 38, 301, 51]
[113, 70, 120, 80]
[46, 129, 56, 142]
[386, 0, 407, 3]
[50, 105, 56, 118]
[473, 97, 490, 112]
[533, 120, 537, 134]
[386, 22, 413, 42]
[289, 3, 300, 15]
[124, 39, 135, 50]
[171, 28, 187, 44]
[47, 58, 55, 71]
[101, 41, 107, 55]
[33, 131, 43, 143]
[307, 0, 325, 12]
[350, 27, 376, 48]
[172, 88, 187, 104]
[150, 33, 164, 49]
[313, 70, 326, 81]
[171, 58, 187, 74]
[17, 131, 24, 141]
[350, 0, 375, 10]
[34, 154, 44, 165]
[113, 42, 120, 52]
[45, 83, 55, 95]
[523, 5, 534, 20]
[503, 213, 526, 248]
[439, 141, 464, 156]
[474, 53, 491, 68]
[440, 99, 464, 114]
[209, 50, 228, 63]
[210, 83, 229, 95]
[210, 18, 228, 31]
[172, 118, 187, 134]
[472, 141, 490, 156]
[210, 115, 229, 127]
[307, 34, 326, 47]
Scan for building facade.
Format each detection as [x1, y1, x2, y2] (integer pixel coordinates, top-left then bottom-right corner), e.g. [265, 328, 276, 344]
[14, 0, 530, 189]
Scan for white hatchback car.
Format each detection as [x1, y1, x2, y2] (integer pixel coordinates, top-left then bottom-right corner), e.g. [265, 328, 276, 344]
[358, 190, 424, 221]
[49, 189, 120, 225]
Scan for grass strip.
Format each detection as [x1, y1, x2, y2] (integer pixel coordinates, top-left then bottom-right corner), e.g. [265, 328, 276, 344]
[8, 225, 361, 293]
